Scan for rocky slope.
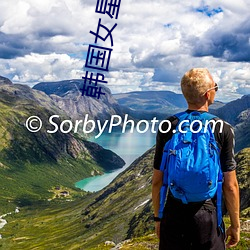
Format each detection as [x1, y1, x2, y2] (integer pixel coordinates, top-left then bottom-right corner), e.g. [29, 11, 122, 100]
[33, 80, 124, 123]
[216, 95, 250, 152]
[78, 146, 250, 248]
[210, 95, 250, 152]
[213, 94, 250, 126]
[0, 76, 12, 85]
[234, 108, 250, 152]
[235, 148, 250, 214]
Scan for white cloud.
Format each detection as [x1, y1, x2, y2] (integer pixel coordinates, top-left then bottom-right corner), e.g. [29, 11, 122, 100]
[0, 0, 249, 101]
[0, 53, 84, 86]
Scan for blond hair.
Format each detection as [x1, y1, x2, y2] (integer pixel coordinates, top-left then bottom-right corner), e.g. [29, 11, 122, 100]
[181, 68, 214, 104]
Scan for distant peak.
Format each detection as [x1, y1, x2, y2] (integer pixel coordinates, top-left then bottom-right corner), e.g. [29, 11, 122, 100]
[0, 76, 12, 85]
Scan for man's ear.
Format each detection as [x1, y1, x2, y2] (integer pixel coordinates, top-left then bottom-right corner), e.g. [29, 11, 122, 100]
[204, 92, 209, 100]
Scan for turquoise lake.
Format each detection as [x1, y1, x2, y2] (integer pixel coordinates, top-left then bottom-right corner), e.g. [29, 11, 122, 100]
[75, 129, 156, 192]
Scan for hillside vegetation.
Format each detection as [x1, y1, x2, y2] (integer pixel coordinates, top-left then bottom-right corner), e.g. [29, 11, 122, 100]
[0, 83, 124, 213]
[1, 147, 249, 249]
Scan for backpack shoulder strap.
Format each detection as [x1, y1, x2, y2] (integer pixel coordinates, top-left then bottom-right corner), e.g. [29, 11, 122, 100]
[174, 111, 217, 122]
[201, 112, 217, 120]
[201, 112, 223, 230]
[173, 111, 189, 121]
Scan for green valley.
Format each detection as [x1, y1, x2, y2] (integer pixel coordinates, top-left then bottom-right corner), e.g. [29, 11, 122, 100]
[0, 147, 249, 249]
[0, 82, 124, 214]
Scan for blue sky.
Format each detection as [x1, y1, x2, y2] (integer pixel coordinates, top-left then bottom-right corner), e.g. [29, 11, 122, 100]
[0, 0, 249, 102]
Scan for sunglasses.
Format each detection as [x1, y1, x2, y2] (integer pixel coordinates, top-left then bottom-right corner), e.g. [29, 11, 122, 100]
[203, 83, 218, 95]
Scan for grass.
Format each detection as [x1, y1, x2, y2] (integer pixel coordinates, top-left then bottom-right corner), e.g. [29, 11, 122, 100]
[0, 155, 101, 213]
[0, 198, 89, 250]
[84, 224, 250, 250]
[224, 217, 250, 250]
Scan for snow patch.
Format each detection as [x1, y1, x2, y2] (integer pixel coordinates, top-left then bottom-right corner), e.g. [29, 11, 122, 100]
[134, 199, 150, 210]
[0, 208, 20, 238]
[138, 185, 145, 190]
[0, 219, 7, 229]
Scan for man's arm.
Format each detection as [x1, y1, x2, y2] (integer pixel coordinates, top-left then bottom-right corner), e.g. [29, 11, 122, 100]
[223, 170, 240, 248]
[152, 169, 163, 239]
[152, 117, 176, 239]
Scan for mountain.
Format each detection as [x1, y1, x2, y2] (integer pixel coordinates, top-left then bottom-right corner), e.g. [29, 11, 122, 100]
[79, 147, 155, 248]
[0, 80, 125, 212]
[114, 90, 225, 120]
[0, 76, 12, 85]
[213, 94, 250, 125]
[211, 94, 250, 152]
[34, 80, 249, 151]
[235, 148, 250, 214]
[114, 91, 186, 119]
[234, 109, 250, 152]
[33, 82, 228, 122]
[209, 100, 225, 110]
[33, 80, 124, 123]
[114, 91, 249, 124]
[114, 91, 186, 110]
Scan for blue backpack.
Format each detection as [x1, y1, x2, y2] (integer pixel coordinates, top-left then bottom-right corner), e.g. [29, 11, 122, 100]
[158, 111, 223, 228]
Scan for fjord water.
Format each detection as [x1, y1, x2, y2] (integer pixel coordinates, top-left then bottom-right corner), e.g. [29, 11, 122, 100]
[75, 129, 156, 192]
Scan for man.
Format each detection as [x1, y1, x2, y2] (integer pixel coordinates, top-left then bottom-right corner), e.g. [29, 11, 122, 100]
[152, 68, 240, 249]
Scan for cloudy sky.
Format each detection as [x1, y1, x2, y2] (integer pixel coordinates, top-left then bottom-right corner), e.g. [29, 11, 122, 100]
[0, 0, 249, 102]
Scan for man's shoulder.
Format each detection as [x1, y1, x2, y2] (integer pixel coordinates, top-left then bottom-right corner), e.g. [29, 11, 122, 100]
[163, 115, 179, 122]
[160, 111, 234, 135]
[211, 116, 234, 134]
[160, 115, 179, 132]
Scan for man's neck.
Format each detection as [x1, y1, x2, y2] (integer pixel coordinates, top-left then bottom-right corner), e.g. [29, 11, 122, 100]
[187, 103, 209, 112]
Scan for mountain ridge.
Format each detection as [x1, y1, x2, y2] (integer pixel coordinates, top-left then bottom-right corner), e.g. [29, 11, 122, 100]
[213, 94, 250, 125]
[0, 75, 12, 85]
[33, 80, 124, 123]
[114, 90, 226, 119]
[0, 80, 125, 212]
[213, 94, 250, 152]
